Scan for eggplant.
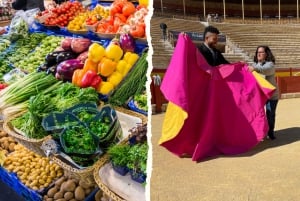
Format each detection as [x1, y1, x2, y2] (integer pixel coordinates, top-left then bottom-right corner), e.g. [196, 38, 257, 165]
[46, 66, 57, 75]
[37, 63, 49, 72]
[120, 33, 136, 53]
[56, 51, 78, 64]
[55, 59, 84, 82]
[45, 50, 66, 67]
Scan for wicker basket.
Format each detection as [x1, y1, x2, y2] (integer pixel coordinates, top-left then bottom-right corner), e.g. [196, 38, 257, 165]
[3, 112, 51, 157]
[93, 154, 126, 201]
[50, 106, 147, 187]
[114, 106, 148, 125]
[50, 154, 100, 185]
[93, 107, 148, 201]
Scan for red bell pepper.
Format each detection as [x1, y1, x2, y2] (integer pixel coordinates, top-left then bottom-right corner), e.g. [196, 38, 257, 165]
[0, 83, 8, 91]
[81, 70, 102, 89]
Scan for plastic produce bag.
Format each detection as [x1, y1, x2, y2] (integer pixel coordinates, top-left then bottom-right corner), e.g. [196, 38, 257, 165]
[3, 68, 26, 84]
[7, 8, 40, 41]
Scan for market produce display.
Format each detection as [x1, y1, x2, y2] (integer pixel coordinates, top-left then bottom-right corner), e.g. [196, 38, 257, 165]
[36, 1, 85, 27]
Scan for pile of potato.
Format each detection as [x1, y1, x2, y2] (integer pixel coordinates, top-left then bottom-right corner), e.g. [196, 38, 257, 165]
[3, 144, 64, 190]
[43, 175, 100, 201]
[0, 130, 18, 155]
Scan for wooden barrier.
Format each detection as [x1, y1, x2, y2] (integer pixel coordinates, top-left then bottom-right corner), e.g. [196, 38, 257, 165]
[277, 76, 300, 97]
[151, 68, 300, 113]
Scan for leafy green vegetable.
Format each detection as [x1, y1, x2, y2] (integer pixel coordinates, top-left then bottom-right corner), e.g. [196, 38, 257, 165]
[62, 125, 98, 154]
[107, 143, 131, 167]
[134, 92, 147, 111]
[89, 117, 111, 138]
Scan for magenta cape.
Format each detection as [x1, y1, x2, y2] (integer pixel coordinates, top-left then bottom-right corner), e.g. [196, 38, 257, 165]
[159, 33, 275, 161]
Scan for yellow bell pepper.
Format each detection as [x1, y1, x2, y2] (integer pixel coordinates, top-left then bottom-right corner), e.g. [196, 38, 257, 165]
[88, 43, 105, 63]
[127, 53, 140, 66]
[108, 71, 123, 87]
[97, 81, 114, 95]
[122, 63, 134, 77]
[116, 60, 128, 75]
[105, 43, 123, 62]
[98, 57, 117, 77]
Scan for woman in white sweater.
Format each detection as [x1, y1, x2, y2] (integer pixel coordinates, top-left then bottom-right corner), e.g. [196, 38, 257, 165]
[248, 45, 279, 140]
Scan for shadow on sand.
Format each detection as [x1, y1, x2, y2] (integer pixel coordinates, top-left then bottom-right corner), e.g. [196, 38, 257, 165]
[239, 127, 300, 156]
[198, 127, 300, 162]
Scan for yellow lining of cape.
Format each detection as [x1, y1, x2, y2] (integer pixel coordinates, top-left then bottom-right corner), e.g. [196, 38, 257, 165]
[252, 71, 276, 90]
[158, 102, 188, 144]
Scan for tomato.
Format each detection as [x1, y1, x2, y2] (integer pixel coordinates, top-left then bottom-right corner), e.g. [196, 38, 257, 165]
[122, 2, 136, 17]
[115, 13, 127, 23]
[130, 25, 145, 38]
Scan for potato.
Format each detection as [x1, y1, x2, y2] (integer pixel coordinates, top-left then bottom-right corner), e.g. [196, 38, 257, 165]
[56, 199, 67, 201]
[8, 143, 15, 152]
[54, 191, 64, 200]
[46, 198, 54, 201]
[47, 187, 59, 198]
[64, 191, 74, 200]
[0, 131, 7, 138]
[74, 186, 85, 200]
[55, 176, 66, 187]
[61, 180, 76, 192]
[95, 190, 103, 201]
[84, 188, 92, 195]
[78, 180, 91, 189]
[3, 141, 9, 150]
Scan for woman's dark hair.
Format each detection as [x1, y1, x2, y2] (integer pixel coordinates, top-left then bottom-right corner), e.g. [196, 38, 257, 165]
[253, 45, 276, 64]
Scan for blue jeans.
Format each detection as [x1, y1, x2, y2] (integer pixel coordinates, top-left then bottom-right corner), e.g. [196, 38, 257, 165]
[266, 100, 278, 138]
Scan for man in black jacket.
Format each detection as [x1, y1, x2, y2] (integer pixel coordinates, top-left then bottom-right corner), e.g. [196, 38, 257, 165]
[198, 25, 229, 66]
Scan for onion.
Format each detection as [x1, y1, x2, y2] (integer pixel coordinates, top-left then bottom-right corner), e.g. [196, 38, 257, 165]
[61, 37, 72, 51]
[55, 59, 84, 82]
[119, 33, 136, 53]
[71, 38, 92, 54]
[76, 51, 89, 63]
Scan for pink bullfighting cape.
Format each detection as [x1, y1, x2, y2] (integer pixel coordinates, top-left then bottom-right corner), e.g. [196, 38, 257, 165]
[159, 33, 275, 161]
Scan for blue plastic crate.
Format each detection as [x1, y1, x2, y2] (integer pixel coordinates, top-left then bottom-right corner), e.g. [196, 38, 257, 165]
[0, 166, 18, 190]
[127, 99, 148, 116]
[84, 187, 99, 201]
[14, 180, 43, 201]
[0, 167, 42, 201]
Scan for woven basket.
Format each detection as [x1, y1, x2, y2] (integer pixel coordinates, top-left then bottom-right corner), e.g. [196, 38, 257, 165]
[50, 106, 147, 187]
[93, 107, 148, 201]
[3, 112, 51, 157]
[114, 106, 148, 125]
[50, 154, 99, 185]
[93, 154, 126, 201]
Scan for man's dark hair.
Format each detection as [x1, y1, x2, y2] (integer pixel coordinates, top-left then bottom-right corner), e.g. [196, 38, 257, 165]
[203, 26, 220, 41]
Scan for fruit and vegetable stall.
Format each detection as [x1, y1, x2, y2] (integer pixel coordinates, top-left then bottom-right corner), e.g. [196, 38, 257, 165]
[0, 0, 149, 201]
